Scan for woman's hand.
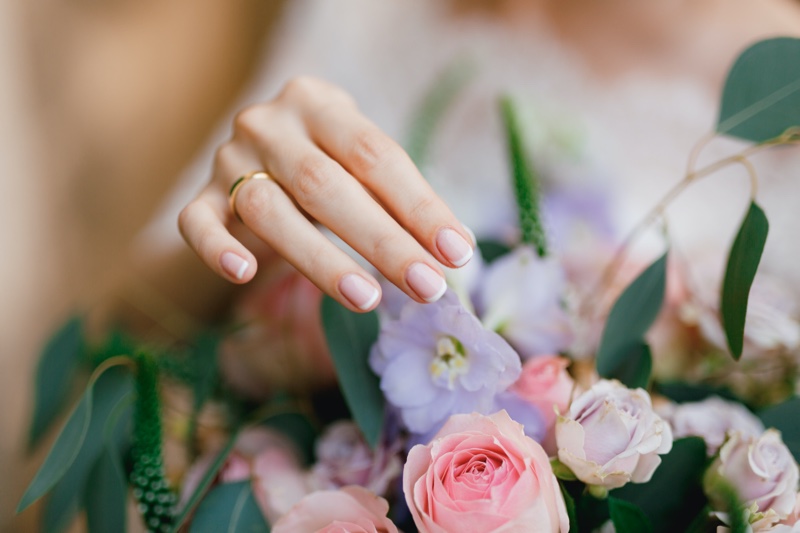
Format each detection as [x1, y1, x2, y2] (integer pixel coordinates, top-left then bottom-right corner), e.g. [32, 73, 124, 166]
[178, 77, 474, 313]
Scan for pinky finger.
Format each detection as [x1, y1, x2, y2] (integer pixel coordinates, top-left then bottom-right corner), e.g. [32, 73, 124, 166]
[178, 197, 257, 283]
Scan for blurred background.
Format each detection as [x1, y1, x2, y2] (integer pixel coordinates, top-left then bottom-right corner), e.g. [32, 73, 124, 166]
[0, 0, 278, 530]
[4, 0, 800, 531]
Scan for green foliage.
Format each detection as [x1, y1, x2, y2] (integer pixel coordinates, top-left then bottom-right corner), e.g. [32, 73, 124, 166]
[406, 60, 475, 168]
[718, 37, 800, 142]
[85, 446, 128, 533]
[263, 413, 318, 466]
[18, 362, 134, 514]
[758, 396, 800, 461]
[500, 96, 548, 256]
[721, 202, 769, 359]
[654, 381, 740, 405]
[476, 239, 512, 264]
[173, 430, 240, 530]
[559, 482, 578, 533]
[608, 497, 653, 533]
[596, 253, 667, 387]
[29, 315, 86, 450]
[612, 437, 708, 533]
[130, 352, 177, 533]
[320, 296, 384, 449]
[189, 481, 270, 533]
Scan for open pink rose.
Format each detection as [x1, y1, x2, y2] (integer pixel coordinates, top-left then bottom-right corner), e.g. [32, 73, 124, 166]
[556, 379, 673, 489]
[272, 486, 398, 533]
[404, 410, 569, 533]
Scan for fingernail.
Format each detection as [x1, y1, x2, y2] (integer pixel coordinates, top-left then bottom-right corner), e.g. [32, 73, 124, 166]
[406, 262, 447, 303]
[339, 273, 380, 310]
[436, 227, 473, 267]
[220, 252, 249, 280]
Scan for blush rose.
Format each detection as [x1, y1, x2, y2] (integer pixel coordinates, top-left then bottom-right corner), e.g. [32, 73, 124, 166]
[403, 410, 569, 533]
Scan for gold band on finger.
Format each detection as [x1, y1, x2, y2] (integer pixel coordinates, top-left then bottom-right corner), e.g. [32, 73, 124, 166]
[229, 170, 271, 221]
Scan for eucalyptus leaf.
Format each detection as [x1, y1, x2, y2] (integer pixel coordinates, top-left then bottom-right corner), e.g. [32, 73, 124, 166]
[477, 239, 512, 264]
[596, 253, 667, 384]
[28, 316, 86, 450]
[320, 296, 384, 449]
[758, 396, 800, 461]
[721, 201, 769, 359]
[173, 430, 239, 530]
[718, 37, 800, 142]
[189, 481, 269, 533]
[611, 437, 707, 533]
[604, 343, 652, 390]
[608, 497, 653, 533]
[84, 446, 128, 533]
[19, 363, 134, 513]
[654, 382, 740, 405]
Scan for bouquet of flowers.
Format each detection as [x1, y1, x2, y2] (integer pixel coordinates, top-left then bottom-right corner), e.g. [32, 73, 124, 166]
[18, 38, 800, 533]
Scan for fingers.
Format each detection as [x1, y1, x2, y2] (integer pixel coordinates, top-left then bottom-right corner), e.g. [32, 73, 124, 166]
[304, 100, 474, 269]
[232, 175, 383, 312]
[178, 192, 257, 283]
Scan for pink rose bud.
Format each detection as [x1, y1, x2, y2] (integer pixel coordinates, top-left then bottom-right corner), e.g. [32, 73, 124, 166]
[556, 379, 673, 489]
[404, 411, 570, 533]
[512, 356, 574, 427]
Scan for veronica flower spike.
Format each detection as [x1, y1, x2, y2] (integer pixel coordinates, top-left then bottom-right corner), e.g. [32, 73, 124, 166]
[369, 291, 521, 435]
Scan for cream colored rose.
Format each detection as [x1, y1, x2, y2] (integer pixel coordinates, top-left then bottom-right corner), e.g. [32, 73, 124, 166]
[556, 379, 673, 489]
[705, 430, 799, 525]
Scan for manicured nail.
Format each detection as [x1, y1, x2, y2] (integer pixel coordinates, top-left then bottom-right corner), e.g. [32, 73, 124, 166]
[436, 227, 473, 267]
[220, 252, 249, 280]
[339, 273, 380, 310]
[406, 262, 447, 303]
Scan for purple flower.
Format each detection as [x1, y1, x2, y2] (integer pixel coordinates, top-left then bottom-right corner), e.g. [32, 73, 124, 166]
[369, 291, 521, 435]
[476, 246, 573, 358]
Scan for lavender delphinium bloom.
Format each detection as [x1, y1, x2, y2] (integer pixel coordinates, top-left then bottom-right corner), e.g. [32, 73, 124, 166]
[477, 246, 574, 358]
[369, 291, 522, 435]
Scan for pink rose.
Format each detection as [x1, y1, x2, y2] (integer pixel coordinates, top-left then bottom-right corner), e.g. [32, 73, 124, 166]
[511, 356, 574, 453]
[404, 410, 569, 533]
[704, 430, 799, 523]
[272, 486, 399, 533]
[556, 379, 673, 489]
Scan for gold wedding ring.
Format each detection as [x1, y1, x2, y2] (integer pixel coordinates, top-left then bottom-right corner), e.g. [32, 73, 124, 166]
[229, 170, 271, 221]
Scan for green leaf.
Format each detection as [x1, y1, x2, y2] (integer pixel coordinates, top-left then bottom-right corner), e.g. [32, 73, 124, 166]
[28, 316, 86, 450]
[320, 296, 384, 449]
[18, 362, 134, 513]
[263, 413, 317, 466]
[654, 382, 740, 404]
[718, 37, 800, 142]
[596, 253, 667, 384]
[500, 95, 548, 256]
[405, 59, 474, 168]
[84, 447, 128, 533]
[604, 343, 653, 390]
[173, 430, 239, 530]
[559, 482, 578, 533]
[476, 239, 512, 264]
[721, 201, 769, 359]
[608, 497, 653, 533]
[758, 396, 800, 461]
[189, 481, 270, 533]
[611, 437, 708, 533]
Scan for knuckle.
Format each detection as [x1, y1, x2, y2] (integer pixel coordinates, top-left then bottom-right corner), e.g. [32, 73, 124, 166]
[370, 230, 405, 261]
[349, 130, 398, 175]
[232, 103, 271, 139]
[236, 182, 275, 222]
[177, 203, 195, 237]
[281, 76, 356, 110]
[291, 157, 338, 206]
[408, 195, 438, 221]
